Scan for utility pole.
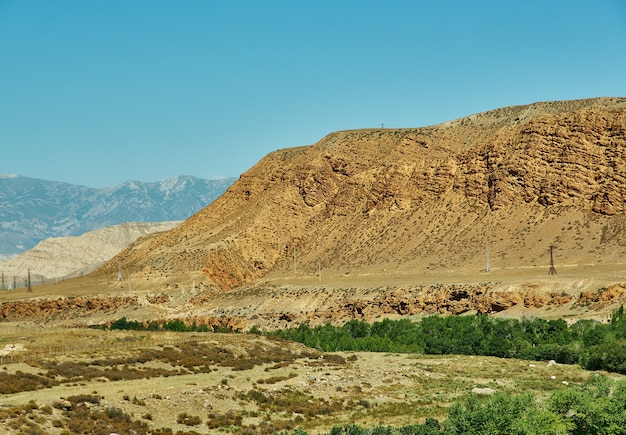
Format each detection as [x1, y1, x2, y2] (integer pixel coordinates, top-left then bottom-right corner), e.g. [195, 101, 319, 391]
[548, 245, 557, 275]
[317, 259, 322, 283]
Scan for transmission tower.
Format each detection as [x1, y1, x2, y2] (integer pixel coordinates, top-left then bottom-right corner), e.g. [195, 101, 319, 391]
[292, 239, 298, 275]
[548, 245, 557, 275]
[317, 259, 322, 283]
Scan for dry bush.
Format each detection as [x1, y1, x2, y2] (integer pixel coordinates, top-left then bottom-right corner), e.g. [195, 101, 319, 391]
[322, 354, 347, 365]
[0, 400, 39, 423]
[0, 371, 58, 394]
[257, 372, 298, 384]
[242, 387, 340, 416]
[41, 357, 179, 384]
[206, 410, 243, 429]
[63, 403, 149, 434]
[253, 418, 298, 434]
[65, 394, 101, 406]
[176, 412, 202, 426]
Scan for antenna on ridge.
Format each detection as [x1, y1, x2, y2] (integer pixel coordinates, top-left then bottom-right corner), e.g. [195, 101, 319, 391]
[548, 245, 557, 275]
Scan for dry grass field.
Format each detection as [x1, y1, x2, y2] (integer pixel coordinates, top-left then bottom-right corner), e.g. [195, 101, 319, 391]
[0, 322, 621, 434]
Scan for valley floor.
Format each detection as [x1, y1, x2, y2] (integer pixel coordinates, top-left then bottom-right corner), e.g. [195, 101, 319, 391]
[0, 325, 616, 434]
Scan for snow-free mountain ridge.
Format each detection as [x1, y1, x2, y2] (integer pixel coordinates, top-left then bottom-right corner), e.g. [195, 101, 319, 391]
[0, 175, 235, 258]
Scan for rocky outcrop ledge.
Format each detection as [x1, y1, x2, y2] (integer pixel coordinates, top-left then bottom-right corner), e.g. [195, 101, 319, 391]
[2, 282, 625, 330]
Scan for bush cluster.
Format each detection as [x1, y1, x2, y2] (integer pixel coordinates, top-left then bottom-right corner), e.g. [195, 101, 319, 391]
[241, 387, 340, 416]
[0, 371, 58, 394]
[41, 358, 178, 382]
[176, 412, 202, 426]
[206, 410, 243, 429]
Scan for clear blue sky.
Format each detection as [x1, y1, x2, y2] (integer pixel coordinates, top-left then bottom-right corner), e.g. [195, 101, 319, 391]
[1, 1, 625, 188]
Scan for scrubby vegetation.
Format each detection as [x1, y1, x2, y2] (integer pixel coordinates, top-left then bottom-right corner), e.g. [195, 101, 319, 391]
[269, 307, 626, 374]
[0, 370, 59, 394]
[5, 309, 626, 434]
[278, 374, 626, 434]
[14, 339, 321, 389]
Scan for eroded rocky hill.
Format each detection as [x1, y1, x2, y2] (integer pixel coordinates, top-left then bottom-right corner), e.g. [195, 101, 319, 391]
[95, 97, 626, 294]
[0, 221, 180, 284]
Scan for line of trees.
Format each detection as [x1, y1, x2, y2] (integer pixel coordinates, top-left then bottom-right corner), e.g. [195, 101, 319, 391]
[268, 307, 626, 374]
[98, 317, 233, 333]
[102, 307, 626, 374]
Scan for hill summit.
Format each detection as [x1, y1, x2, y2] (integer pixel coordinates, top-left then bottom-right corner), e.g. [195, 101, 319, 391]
[99, 97, 626, 293]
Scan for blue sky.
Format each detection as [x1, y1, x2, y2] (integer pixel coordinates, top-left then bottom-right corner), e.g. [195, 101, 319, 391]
[1, 1, 625, 188]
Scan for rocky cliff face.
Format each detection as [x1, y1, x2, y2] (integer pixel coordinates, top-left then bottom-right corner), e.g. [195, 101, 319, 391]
[97, 98, 626, 292]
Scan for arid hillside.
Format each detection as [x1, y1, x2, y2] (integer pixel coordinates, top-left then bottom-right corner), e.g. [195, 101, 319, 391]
[0, 221, 180, 283]
[95, 97, 626, 291]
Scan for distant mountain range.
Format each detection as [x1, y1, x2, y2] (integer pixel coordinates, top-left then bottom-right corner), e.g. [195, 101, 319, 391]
[0, 221, 182, 283]
[0, 174, 236, 258]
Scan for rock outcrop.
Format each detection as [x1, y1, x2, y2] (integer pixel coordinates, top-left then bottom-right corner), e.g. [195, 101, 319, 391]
[2, 280, 625, 330]
[95, 98, 626, 293]
[0, 295, 138, 323]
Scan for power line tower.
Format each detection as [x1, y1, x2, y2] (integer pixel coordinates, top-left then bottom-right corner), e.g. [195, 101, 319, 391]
[317, 259, 322, 283]
[292, 239, 299, 275]
[485, 246, 492, 272]
[548, 245, 557, 275]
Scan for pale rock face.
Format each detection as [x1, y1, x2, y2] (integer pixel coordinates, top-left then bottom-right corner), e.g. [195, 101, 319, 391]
[0, 221, 180, 281]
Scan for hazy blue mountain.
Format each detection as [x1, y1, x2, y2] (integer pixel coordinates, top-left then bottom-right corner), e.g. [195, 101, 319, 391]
[0, 174, 235, 258]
